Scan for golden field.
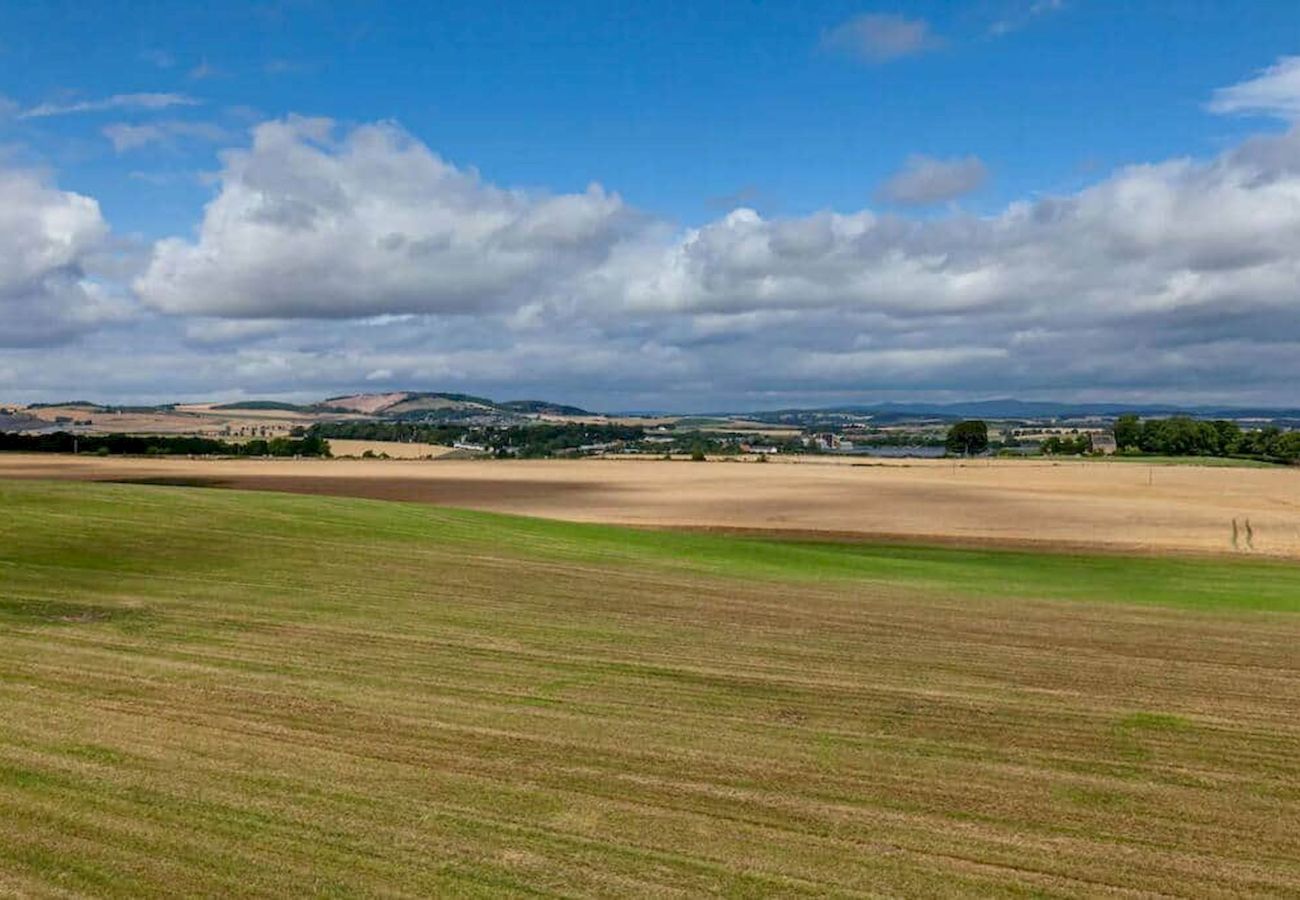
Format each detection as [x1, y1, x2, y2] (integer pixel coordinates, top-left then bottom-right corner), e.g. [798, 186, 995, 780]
[1, 453, 1296, 557]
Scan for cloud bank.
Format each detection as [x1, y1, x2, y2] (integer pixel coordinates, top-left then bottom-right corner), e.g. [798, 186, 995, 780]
[136, 117, 637, 318]
[9, 62, 1300, 407]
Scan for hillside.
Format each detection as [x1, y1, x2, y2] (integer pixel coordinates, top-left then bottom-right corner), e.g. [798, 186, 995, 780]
[1, 392, 595, 436]
[322, 391, 591, 421]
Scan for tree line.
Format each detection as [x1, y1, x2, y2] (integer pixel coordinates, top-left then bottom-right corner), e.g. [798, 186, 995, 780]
[0, 431, 330, 457]
[945, 415, 1300, 462]
[308, 421, 647, 458]
[1114, 415, 1300, 462]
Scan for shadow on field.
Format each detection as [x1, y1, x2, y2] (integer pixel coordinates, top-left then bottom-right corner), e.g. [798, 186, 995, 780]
[99, 474, 608, 507]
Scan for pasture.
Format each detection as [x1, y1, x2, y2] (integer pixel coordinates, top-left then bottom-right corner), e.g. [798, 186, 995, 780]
[1, 478, 1298, 895]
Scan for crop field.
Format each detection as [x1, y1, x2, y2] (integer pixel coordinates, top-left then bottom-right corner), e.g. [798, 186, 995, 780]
[323, 439, 455, 460]
[3, 453, 1299, 558]
[1, 478, 1299, 895]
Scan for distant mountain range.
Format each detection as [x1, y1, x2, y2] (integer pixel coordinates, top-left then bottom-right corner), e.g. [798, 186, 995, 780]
[736, 399, 1300, 422]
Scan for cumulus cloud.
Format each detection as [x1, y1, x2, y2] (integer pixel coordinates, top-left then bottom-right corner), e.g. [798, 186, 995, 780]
[20, 92, 199, 119]
[1209, 56, 1300, 120]
[117, 114, 1300, 405]
[136, 117, 639, 318]
[602, 135, 1300, 334]
[0, 166, 120, 346]
[14, 101, 1300, 406]
[822, 14, 942, 64]
[876, 154, 989, 205]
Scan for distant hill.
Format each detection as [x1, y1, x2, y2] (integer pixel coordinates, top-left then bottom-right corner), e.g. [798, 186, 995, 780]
[499, 400, 592, 416]
[318, 391, 590, 421]
[211, 401, 315, 412]
[742, 398, 1300, 422]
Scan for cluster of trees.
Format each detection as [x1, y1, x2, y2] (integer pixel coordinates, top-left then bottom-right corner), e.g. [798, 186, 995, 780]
[311, 421, 647, 457]
[310, 421, 470, 446]
[1040, 434, 1092, 455]
[0, 431, 329, 457]
[850, 431, 946, 448]
[483, 424, 647, 458]
[1114, 415, 1300, 462]
[945, 420, 989, 455]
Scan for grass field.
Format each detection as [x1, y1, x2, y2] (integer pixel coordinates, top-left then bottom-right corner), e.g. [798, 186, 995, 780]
[1095, 454, 1282, 468]
[2, 479, 1299, 895]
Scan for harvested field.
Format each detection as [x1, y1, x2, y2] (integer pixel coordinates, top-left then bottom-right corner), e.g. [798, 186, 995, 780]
[2, 453, 1298, 557]
[325, 439, 455, 459]
[1, 479, 1299, 895]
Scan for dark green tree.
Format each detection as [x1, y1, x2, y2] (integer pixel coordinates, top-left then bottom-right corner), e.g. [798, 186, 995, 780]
[1210, 420, 1242, 456]
[1114, 414, 1141, 450]
[945, 420, 989, 456]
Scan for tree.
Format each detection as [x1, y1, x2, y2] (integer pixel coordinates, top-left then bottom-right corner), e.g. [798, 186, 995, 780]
[945, 420, 989, 456]
[1114, 414, 1141, 450]
[1042, 434, 1089, 455]
[1271, 431, 1300, 463]
[1210, 420, 1242, 456]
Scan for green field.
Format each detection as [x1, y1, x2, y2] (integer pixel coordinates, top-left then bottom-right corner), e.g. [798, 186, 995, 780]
[1093, 454, 1282, 468]
[2, 479, 1299, 895]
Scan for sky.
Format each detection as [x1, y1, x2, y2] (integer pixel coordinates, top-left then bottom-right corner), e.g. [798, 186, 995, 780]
[3, 1, 1300, 410]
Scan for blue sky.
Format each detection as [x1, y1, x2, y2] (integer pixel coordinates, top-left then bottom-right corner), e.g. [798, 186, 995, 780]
[3, 1, 1300, 408]
[9, 1, 1299, 228]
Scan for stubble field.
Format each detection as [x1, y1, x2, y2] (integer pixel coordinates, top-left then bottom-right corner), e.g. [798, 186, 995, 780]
[2, 453, 1297, 557]
[1, 478, 1298, 895]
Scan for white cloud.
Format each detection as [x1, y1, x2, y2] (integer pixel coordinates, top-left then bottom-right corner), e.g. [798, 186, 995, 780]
[12, 105, 1300, 406]
[822, 14, 942, 64]
[600, 138, 1300, 331]
[118, 115, 1300, 405]
[103, 123, 166, 152]
[20, 92, 200, 119]
[103, 120, 230, 152]
[136, 117, 638, 318]
[1209, 56, 1300, 120]
[876, 154, 989, 205]
[0, 166, 120, 346]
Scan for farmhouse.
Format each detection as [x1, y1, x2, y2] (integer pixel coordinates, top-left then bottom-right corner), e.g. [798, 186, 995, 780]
[1091, 432, 1118, 455]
